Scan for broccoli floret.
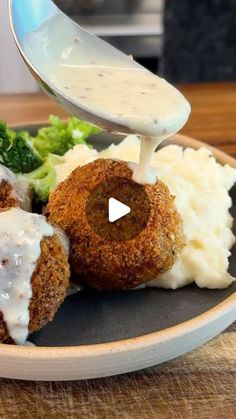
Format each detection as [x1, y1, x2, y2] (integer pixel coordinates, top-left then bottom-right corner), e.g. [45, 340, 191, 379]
[0, 121, 43, 174]
[0, 115, 101, 202]
[25, 154, 63, 203]
[33, 115, 100, 159]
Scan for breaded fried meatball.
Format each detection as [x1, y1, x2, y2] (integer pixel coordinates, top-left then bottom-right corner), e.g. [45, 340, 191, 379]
[0, 208, 70, 344]
[46, 159, 185, 291]
[0, 164, 31, 210]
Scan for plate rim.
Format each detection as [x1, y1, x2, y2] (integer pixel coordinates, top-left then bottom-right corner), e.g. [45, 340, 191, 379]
[0, 293, 235, 360]
[0, 133, 235, 363]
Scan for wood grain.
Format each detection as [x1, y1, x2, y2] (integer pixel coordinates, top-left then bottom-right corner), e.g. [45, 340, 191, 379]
[0, 332, 235, 419]
[0, 82, 236, 418]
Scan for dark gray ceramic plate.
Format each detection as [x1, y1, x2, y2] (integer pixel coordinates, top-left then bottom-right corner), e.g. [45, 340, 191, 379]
[13, 125, 236, 347]
[0, 126, 234, 381]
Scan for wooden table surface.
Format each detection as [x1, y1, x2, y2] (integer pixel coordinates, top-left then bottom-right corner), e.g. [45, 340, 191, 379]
[0, 82, 236, 418]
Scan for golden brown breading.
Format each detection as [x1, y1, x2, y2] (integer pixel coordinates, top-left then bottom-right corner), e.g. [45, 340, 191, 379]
[0, 234, 70, 344]
[46, 159, 185, 291]
[0, 180, 19, 209]
[29, 234, 70, 333]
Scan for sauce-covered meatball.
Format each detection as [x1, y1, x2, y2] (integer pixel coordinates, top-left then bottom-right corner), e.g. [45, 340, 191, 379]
[0, 208, 70, 344]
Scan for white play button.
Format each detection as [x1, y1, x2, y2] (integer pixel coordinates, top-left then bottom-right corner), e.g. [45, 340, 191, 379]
[86, 176, 150, 241]
[108, 197, 131, 223]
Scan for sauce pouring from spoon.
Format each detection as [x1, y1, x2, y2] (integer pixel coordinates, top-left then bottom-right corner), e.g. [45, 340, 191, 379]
[9, 0, 191, 184]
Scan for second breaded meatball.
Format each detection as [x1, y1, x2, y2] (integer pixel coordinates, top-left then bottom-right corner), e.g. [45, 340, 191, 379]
[0, 208, 70, 344]
[46, 159, 185, 290]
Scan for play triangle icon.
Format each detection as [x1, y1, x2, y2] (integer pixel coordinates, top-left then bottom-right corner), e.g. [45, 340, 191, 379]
[108, 197, 131, 223]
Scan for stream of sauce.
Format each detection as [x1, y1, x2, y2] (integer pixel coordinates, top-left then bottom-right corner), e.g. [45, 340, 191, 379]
[23, 13, 191, 185]
[51, 64, 190, 184]
[0, 208, 53, 344]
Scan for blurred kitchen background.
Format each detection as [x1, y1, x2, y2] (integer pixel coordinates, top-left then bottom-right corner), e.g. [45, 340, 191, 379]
[0, 0, 235, 93]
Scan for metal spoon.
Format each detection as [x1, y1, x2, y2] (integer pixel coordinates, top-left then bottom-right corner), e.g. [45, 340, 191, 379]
[9, 0, 143, 134]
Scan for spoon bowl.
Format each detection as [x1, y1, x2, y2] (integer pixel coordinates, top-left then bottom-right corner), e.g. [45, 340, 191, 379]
[9, 0, 139, 134]
[9, 0, 190, 139]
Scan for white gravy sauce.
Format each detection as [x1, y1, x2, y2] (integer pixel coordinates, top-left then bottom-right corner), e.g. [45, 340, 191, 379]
[0, 208, 53, 344]
[23, 14, 191, 185]
[0, 164, 31, 211]
[129, 137, 162, 185]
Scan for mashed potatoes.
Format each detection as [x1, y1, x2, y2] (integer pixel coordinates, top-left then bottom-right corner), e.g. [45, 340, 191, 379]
[55, 136, 236, 289]
[56, 144, 98, 184]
